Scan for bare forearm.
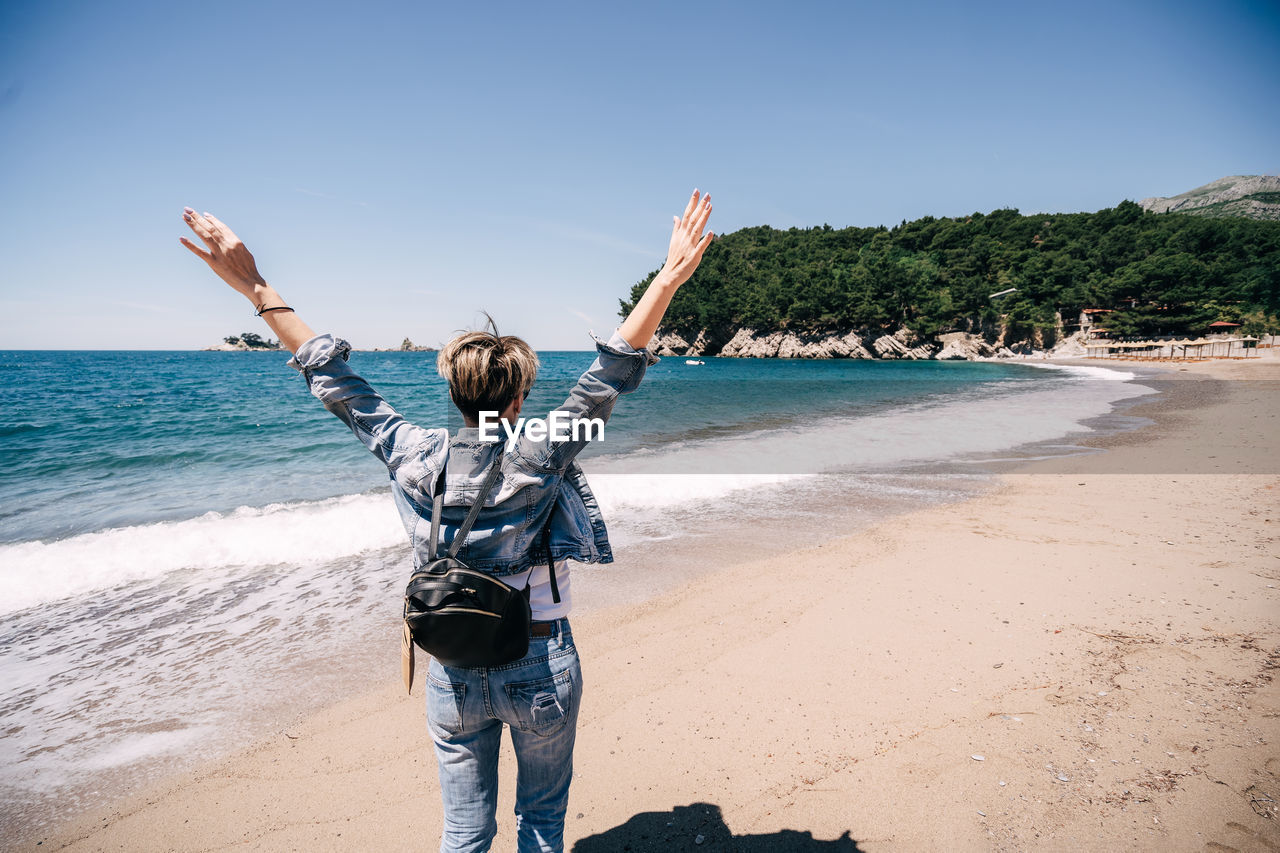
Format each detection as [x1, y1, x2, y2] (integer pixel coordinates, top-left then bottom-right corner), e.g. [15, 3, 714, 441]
[618, 272, 679, 351]
[243, 284, 317, 354]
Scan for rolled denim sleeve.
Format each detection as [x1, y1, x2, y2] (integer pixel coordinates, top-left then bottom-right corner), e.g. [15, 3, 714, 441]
[517, 328, 659, 471]
[287, 334, 444, 482]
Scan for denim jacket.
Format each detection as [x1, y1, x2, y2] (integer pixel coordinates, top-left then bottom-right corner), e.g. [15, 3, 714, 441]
[287, 330, 659, 578]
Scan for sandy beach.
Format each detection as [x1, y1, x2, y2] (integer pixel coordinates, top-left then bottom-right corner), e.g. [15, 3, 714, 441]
[23, 356, 1279, 852]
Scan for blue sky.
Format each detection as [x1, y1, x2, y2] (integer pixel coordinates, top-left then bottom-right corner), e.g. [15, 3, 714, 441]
[1, 0, 1276, 350]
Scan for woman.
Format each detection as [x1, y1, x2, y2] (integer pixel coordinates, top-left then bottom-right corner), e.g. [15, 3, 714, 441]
[179, 190, 713, 853]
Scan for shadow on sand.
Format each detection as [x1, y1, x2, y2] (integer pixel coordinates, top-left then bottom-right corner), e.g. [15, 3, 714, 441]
[573, 802, 864, 852]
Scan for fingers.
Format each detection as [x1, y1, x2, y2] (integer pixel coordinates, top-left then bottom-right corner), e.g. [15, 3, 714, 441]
[681, 189, 700, 224]
[183, 208, 219, 249]
[691, 194, 712, 236]
[203, 212, 236, 242]
[694, 231, 715, 258]
[178, 236, 212, 262]
[669, 192, 712, 249]
[185, 209, 244, 252]
[683, 193, 710, 231]
[199, 211, 224, 236]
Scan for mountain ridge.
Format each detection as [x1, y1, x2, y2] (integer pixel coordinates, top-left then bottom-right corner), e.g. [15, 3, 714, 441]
[1138, 175, 1280, 221]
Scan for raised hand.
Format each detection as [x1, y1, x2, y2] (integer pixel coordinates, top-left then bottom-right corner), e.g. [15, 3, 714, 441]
[660, 189, 714, 288]
[179, 206, 316, 353]
[179, 207, 268, 301]
[617, 188, 715, 350]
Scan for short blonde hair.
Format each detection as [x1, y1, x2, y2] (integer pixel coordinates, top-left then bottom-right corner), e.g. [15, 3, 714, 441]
[437, 316, 539, 420]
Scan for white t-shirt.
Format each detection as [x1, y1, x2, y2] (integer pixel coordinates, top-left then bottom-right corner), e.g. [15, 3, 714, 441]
[505, 559, 571, 621]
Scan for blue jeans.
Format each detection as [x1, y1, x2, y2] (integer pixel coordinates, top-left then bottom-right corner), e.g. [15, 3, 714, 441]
[426, 618, 583, 853]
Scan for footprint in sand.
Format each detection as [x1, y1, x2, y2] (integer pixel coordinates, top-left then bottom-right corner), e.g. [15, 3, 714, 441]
[1203, 820, 1280, 852]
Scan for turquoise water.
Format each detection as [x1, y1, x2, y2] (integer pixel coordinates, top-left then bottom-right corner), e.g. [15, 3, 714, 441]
[1, 349, 1112, 545]
[0, 348, 1154, 837]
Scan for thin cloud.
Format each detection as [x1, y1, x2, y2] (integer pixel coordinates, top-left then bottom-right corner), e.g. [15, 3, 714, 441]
[293, 187, 369, 207]
[110, 300, 180, 314]
[482, 212, 658, 258]
[849, 110, 904, 135]
[541, 222, 656, 257]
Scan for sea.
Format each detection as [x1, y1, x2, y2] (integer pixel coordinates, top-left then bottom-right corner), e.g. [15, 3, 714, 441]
[0, 348, 1157, 838]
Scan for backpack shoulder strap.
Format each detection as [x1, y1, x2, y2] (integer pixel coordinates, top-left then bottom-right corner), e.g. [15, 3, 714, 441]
[541, 514, 561, 604]
[428, 464, 446, 560]
[430, 451, 505, 560]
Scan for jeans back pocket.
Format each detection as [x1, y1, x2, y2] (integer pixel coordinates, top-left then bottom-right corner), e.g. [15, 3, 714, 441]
[426, 675, 467, 734]
[503, 669, 576, 737]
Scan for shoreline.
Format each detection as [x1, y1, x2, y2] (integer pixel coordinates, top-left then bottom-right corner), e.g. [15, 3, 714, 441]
[19, 358, 1280, 851]
[0, 356, 1144, 839]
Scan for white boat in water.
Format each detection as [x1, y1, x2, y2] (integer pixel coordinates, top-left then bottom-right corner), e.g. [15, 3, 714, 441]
[685, 359, 705, 365]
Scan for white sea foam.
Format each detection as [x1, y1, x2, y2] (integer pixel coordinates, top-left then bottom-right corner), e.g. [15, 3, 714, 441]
[1017, 362, 1139, 381]
[79, 727, 216, 772]
[0, 493, 404, 617]
[590, 472, 803, 514]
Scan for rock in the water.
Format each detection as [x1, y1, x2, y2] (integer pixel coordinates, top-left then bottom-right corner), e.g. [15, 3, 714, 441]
[934, 332, 995, 361]
[719, 329, 785, 357]
[718, 327, 765, 357]
[650, 331, 690, 357]
[654, 325, 1050, 361]
[684, 329, 711, 357]
[719, 328, 873, 358]
[873, 328, 935, 360]
[777, 330, 872, 358]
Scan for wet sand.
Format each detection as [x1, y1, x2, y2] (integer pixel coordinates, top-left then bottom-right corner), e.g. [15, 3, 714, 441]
[22, 356, 1280, 852]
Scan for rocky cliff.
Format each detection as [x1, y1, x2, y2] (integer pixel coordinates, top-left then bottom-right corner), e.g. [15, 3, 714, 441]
[935, 332, 1000, 360]
[651, 326, 1089, 362]
[715, 328, 873, 359]
[1138, 175, 1280, 221]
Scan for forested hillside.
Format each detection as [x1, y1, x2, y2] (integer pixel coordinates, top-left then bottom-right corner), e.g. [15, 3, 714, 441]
[621, 201, 1280, 354]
